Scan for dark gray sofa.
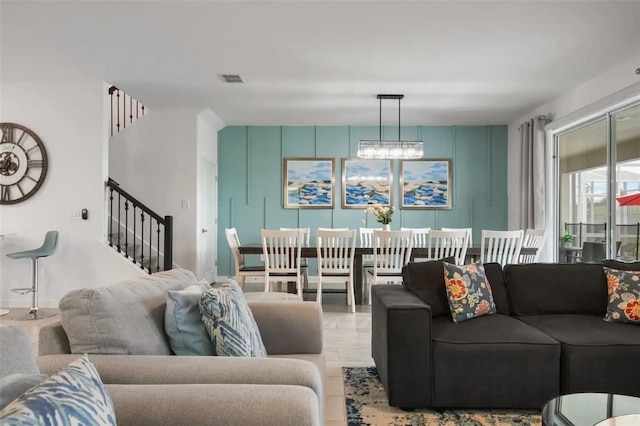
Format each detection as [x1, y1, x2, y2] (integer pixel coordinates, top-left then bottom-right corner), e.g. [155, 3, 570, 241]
[371, 259, 640, 410]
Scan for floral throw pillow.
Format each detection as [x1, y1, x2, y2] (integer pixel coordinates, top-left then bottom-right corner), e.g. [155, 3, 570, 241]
[603, 267, 640, 325]
[443, 261, 497, 324]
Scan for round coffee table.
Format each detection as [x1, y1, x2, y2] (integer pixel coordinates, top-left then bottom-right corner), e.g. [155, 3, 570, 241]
[542, 393, 640, 426]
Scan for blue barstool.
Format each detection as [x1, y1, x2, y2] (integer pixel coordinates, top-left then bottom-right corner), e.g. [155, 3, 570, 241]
[7, 231, 59, 320]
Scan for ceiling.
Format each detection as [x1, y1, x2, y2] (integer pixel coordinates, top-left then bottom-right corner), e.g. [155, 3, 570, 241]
[1, 1, 639, 126]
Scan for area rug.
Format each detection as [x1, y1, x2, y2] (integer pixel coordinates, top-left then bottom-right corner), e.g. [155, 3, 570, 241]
[343, 367, 542, 426]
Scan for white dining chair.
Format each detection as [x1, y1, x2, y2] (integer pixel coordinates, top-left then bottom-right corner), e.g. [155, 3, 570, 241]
[316, 229, 356, 312]
[225, 228, 265, 290]
[280, 227, 310, 289]
[427, 229, 469, 265]
[261, 229, 305, 298]
[401, 227, 431, 261]
[365, 230, 413, 304]
[359, 227, 376, 266]
[481, 229, 524, 265]
[520, 228, 547, 263]
[441, 227, 473, 248]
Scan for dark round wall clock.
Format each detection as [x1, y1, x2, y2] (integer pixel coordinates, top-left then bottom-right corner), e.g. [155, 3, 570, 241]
[0, 123, 49, 205]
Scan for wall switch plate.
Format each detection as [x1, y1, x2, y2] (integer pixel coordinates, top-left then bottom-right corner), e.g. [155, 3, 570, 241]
[181, 199, 191, 209]
[69, 210, 82, 220]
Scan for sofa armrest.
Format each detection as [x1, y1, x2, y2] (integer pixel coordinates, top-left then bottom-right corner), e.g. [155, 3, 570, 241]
[38, 320, 71, 355]
[249, 301, 323, 354]
[106, 383, 320, 426]
[38, 354, 322, 399]
[371, 285, 433, 409]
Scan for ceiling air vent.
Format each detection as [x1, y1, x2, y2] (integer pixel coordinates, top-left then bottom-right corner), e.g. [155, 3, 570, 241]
[219, 74, 244, 84]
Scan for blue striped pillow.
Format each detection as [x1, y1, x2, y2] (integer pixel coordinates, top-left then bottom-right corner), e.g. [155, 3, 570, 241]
[199, 280, 267, 357]
[0, 355, 115, 425]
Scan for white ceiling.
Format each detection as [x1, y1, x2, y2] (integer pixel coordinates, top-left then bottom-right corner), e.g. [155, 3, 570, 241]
[1, 0, 639, 126]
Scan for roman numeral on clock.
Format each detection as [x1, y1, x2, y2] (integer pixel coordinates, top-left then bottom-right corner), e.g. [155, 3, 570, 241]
[27, 159, 43, 168]
[1, 185, 11, 202]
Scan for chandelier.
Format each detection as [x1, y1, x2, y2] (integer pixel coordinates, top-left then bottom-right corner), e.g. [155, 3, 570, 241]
[357, 94, 423, 159]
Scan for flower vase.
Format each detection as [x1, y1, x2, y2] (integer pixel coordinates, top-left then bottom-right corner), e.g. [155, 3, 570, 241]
[382, 224, 390, 231]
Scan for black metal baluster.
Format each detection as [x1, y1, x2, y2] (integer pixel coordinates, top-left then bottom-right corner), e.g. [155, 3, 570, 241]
[136, 101, 139, 119]
[149, 215, 152, 273]
[116, 89, 121, 134]
[129, 96, 133, 124]
[117, 193, 121, 251]
[164, 216, 173, 271]
[124, 200, 129, 259]
[108, 188, 114, 246]
[132, 205, 137, 263]
[156, 222, 161, 272]
[140, 211, 145, 270]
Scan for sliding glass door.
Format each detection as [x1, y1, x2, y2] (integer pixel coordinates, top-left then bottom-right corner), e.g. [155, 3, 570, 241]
[556, 102, 640, 263]
[613, 104, 640, 261]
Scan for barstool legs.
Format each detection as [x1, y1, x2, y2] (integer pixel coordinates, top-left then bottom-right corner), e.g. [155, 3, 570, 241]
[11, 257, 56, 321]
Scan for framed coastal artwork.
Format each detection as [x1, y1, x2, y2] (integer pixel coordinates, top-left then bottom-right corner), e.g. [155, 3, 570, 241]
[341, 158, 392, 208]
[283, 158, 335, 209]
[400, 159, 452, 209]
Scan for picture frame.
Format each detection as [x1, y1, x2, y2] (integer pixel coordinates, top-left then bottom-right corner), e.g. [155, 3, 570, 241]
[400, 159, 452, 209]
[341, 158, 392, 209]
[283, 158, 335, 209]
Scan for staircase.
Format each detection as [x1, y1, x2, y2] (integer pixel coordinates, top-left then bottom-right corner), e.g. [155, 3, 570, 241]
[106, 179, 173, 273]
[107, 86, 173, 273]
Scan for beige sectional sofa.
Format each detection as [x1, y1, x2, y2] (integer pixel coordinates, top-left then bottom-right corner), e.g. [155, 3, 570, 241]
[36, 269, 325, 426]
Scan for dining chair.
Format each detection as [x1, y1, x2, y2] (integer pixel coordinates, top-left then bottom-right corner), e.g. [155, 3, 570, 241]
[520, 228, 547, 263]
[427, 229, 469, 265]
[261, 229, 304, 298]
[280, 227, 310, 289]
[480, 229, 524, 265]
[225, 228, 265, 290]
[359, 227, 376, 266]
[365, 230, 413, 304]
[441, 227, 473, 248]
[316, 229, 356, 312]
[401, 227, 431, 261]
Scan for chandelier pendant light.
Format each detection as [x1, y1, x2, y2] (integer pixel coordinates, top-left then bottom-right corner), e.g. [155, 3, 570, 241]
[357, 94, 423, 159]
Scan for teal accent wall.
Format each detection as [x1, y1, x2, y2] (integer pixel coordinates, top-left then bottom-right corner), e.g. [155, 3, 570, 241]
[218, 125, 508, 276]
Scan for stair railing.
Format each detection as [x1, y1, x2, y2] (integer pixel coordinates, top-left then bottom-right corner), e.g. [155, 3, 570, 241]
[106, 179, 173, 273]
[108, 86, 146, 137]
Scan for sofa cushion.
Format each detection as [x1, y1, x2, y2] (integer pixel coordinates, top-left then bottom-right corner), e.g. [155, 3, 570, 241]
[505, 263, 607, 316]
[483, 262, 510, 315]
[59, 268, 198, 355]
[0, 374, 48, 410]
[518, 314, 640, 396]
[165, 283, 215, 355]
[0, 355, 115, 425]
[443, 262, 496, 323]
[603, 267, 640, 325]
[0, 325, 40, 378]
[401, 257, 455, 318]
[431, 314, 560, 408]
[199, 280, 267, 357]
[602, 259, 640, 271]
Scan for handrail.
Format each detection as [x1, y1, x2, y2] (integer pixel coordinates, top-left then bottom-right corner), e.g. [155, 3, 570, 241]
[106, 178, 173, 273]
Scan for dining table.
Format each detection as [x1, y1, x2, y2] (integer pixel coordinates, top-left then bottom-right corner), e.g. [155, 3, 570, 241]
[238, 245, 537, 305]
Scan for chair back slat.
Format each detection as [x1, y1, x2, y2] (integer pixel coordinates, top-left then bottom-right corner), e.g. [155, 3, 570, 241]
[521, 228, 546, 263]
[401, 227, 431, 248]
[262, 229, 302, 273]
[373, 230, 413, 274]
[428, 230, 469, 265]
[317, 229, 356, 274]
[441, 227, 473, 248]
[481, 229, 524, 265]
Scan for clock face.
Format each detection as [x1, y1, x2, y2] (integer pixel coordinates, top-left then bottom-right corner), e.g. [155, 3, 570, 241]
[0, 123, 48, 205]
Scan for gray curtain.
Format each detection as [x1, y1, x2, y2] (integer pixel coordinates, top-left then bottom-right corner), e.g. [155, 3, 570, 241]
[519, 116, 547, 229]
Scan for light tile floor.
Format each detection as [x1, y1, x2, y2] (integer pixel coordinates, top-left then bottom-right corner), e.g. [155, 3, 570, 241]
[0, 291, 374, 426]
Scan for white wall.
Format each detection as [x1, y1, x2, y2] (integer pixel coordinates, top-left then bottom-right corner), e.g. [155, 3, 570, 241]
[507, 55, 640, 261]
[109, 107, 201, 273]
[0, 80, 145, 308]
